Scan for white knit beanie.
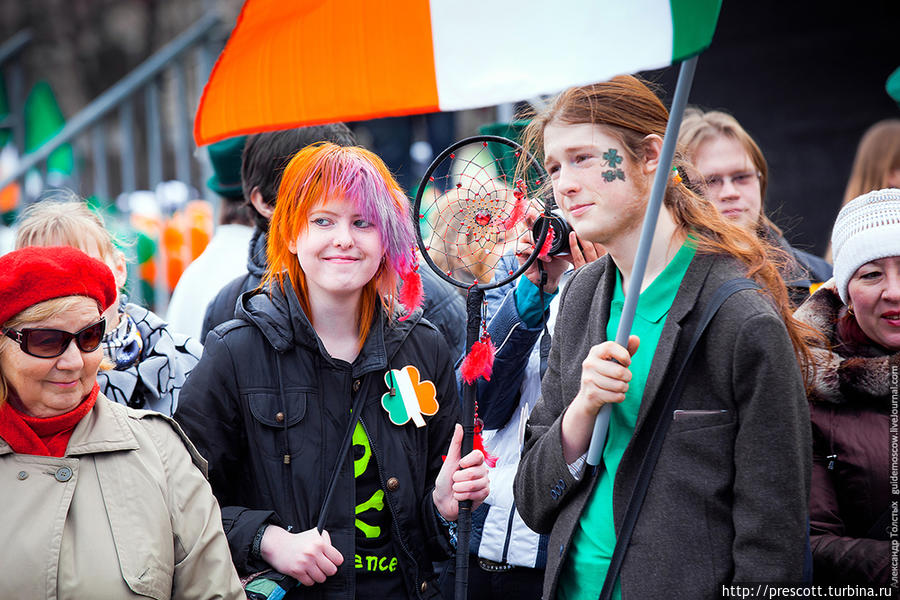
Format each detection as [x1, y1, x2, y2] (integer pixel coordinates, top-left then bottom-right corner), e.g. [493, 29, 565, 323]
[832, 188, 900, 304]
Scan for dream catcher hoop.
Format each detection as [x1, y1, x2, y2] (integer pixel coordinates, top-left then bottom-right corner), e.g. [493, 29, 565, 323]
[414, 135, 553, 292]
[413, 135, 553, 600]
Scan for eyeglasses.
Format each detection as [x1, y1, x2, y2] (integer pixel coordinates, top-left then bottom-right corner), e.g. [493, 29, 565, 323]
[704, 171, 761, 192]
[3, 318, 106, 359]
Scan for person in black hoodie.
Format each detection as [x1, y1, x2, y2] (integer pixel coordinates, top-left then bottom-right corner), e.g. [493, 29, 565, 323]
[177, 142, 489, 599]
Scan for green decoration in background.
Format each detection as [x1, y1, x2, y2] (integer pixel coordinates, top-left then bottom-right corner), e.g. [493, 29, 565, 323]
[887, 66, 900, 109]
[135, 231, 157, 264]
[85, 195, 124, 241]
[479, 120, 531, 181]
[24, 80, 73, 175]
[139, 279, 154, 307]
[134, 230, 158, 306]
[84, 195, 104, 213]
[477, 119, 548, 200]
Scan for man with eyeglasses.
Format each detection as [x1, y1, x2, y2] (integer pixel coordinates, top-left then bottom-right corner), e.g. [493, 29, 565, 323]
[679, 108, 832, 305]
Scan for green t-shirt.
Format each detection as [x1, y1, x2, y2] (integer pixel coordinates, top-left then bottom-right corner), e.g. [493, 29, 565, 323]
[557, 240, 696, 600]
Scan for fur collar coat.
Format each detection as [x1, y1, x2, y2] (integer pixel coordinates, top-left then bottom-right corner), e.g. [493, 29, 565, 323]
[794, 285, 899, 407]
[793, 285, 897, 585]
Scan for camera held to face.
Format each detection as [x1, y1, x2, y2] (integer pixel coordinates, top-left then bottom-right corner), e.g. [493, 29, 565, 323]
[531, 209, 573, 256]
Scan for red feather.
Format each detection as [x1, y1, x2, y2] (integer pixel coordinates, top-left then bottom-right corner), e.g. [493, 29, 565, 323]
[460, 335, 496, 384]
[398, 268, 423, 320]
[503, 195, 528, 231]
[538, 226, 555, 258]
[473, 430, 499, 468]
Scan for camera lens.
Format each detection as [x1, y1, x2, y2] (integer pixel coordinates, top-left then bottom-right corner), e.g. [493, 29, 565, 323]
[531, 209, 572, 256]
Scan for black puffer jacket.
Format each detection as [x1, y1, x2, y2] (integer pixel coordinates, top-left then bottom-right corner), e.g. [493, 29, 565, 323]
[767, 229, 833, 306]
[418, 265, 466, 359]
[176, 279, 459, 599]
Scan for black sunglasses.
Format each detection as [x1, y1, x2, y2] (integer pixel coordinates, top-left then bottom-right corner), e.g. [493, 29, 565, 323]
[3, 318, 107, 359]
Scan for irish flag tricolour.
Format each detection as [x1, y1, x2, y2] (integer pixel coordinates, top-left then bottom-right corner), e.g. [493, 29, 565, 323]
[194, 0, 721, 146]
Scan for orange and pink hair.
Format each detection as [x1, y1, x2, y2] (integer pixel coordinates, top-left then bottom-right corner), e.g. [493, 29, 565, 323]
[262, 142, 418, 345]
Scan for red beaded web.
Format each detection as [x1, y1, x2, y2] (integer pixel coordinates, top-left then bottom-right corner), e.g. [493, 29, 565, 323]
[416, 137, 546, 289]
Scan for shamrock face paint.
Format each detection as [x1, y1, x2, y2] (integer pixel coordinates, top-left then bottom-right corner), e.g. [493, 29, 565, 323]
[601, 148, 626, 182]
[544, 122, 648, 246]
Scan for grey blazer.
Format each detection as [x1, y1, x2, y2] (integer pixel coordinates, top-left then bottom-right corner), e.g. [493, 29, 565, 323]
[513, 252, 811, 599]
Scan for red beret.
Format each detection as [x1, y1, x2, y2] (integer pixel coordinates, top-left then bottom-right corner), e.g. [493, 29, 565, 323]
[0, 246, 118, 326]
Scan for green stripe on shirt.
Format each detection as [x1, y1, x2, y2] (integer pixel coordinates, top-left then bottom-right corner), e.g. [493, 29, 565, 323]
[557, 239, 696, 600]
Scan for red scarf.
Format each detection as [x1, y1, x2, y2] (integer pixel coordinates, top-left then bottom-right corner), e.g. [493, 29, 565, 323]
[0, 383, 100, 457]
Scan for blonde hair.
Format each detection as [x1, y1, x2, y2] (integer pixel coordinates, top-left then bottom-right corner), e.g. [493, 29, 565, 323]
[823, 119, 900, 262]
[15, 197, 122, 264]
[678, 107, 782, 235]
[843, 119, 900, 205]
[0, 296, 104, 406]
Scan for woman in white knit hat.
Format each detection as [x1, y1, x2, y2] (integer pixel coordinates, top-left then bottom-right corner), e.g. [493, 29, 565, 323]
[793, 188, 900, 584]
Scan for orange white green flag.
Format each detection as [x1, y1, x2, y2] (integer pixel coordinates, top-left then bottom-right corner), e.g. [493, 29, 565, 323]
[194, 0, 722, 146]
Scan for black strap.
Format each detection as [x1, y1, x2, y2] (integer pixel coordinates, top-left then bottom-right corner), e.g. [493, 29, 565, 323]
[597, 278, 759, 600]
[538, 262, 553, 377]
[316, 376, 371, 532]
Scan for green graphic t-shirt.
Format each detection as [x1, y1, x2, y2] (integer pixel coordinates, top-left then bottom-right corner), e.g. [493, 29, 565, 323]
[557, 239, 696, 600]
[353, 421, 405, 598]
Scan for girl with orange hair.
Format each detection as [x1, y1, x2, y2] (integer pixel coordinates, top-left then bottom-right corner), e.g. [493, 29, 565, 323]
[176, 142, 488, 599]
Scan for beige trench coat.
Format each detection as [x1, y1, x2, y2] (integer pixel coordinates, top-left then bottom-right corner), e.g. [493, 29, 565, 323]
[0, 394, 244, 600]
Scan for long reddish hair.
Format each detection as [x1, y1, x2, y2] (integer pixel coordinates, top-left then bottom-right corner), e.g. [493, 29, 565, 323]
[262, 143, 416, 347]
[518, 76, 819, 382]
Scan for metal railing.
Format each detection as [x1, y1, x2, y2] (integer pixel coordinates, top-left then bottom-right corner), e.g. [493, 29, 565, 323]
[0, 13, 225, 313]
[0, 12, 222, 203]
[0, 29, 32, 158]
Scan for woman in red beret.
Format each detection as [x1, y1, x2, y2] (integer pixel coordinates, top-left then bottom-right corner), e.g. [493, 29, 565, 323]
[0, 245, 244, 600]
[15, 198, 203, 417]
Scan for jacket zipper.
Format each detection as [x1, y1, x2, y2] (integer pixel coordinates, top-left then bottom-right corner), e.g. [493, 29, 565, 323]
[275, 353, 299, 527]
[359, 415, 423, 597]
